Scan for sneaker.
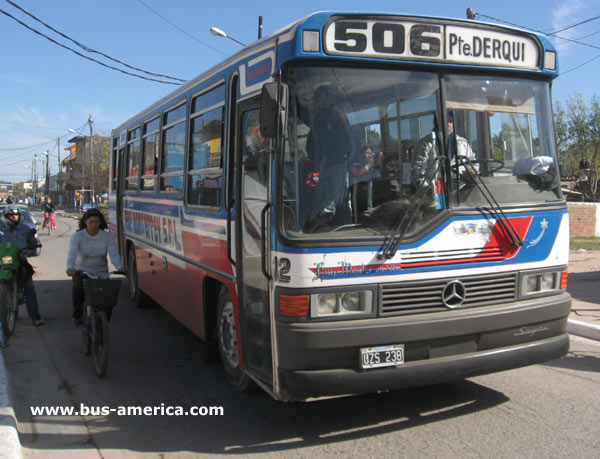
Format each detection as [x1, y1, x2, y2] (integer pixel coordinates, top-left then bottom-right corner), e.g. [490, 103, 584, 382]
[33, 318, 44, 327]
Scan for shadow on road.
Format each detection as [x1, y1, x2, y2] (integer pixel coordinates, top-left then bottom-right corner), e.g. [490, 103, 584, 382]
[567, 270, 599, 305]
[5, 278, 512, 456]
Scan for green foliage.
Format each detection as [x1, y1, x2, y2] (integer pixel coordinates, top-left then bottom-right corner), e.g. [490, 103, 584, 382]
[570, 237, 600, 251]
[554, 93, 600, 200]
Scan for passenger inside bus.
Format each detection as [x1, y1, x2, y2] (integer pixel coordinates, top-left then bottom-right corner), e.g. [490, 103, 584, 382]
[244, 113, 270, 184]
[413, 111, 478, 187]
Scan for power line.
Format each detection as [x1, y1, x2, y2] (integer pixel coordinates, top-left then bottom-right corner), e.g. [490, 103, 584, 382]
[475, 12, 600, 51]
[547, 15, 600, 35]
[0, 122, 87, 153]
[4, 0, 186, 83]
[134, 0, 227, 56]
[562, 53, 600, 75]
[0, 138, 56, 152]
[471, 10, 600, 76]
[0, 7, 182, 85]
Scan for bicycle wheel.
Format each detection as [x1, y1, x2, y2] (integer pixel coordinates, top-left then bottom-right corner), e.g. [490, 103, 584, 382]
[92, 309, 109, 378]
[6, 276, 18, 336]
[81, 308, 91, 356]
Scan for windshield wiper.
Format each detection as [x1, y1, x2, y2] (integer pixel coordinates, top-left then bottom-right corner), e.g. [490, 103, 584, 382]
[457, 155, 524, 247]
[379, 154, 446, 260]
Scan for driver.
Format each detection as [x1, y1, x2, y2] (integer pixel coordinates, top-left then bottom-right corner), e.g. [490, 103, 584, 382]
[414, 111, 478, 186]
[0, 206, 43, 326]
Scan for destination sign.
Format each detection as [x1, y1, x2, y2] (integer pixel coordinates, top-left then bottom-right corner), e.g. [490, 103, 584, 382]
[323, 19, 540, 70]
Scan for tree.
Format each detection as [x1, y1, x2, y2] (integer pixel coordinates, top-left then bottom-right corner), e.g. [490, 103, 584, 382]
[554, 93, 600, 200]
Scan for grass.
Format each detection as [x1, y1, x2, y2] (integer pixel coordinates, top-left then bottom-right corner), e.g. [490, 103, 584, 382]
[570, 237, 600, 251]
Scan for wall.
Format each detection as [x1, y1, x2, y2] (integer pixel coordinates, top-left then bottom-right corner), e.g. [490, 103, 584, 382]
[568, 202, 600, 237]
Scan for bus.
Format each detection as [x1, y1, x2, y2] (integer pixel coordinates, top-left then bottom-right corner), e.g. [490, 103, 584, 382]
[110, 12, 570, 401]
[0, 184, 14, 202]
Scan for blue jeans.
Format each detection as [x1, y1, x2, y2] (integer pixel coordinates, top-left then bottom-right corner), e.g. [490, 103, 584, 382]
[24, 276, 41, 320]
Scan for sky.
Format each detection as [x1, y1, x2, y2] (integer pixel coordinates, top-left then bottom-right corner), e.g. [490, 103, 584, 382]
[1, 0, 599, 182]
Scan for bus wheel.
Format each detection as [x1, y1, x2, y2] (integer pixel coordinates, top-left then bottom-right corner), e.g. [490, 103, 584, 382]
[216, 288, 253, 392]
[128, 247, 149, 308]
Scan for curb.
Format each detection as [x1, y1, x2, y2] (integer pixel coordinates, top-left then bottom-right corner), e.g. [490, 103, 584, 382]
[0, 351, 22, 458]
[567, 319, 600, 341]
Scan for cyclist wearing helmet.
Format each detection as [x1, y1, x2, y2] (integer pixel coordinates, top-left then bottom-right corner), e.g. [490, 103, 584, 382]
[0, 205, 43, 326]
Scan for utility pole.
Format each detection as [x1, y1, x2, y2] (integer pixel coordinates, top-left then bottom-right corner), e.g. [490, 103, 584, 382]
[57, 137, 61, 189]
[89, 114, 95, 202]
[44, 151, 50, 196]
[33, 154, 38, 203]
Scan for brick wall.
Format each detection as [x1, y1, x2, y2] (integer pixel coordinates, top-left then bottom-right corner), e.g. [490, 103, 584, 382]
[568, 203, 600, 237]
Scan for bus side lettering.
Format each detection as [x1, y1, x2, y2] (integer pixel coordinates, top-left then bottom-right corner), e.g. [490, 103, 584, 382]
[124, 209, 183, 254]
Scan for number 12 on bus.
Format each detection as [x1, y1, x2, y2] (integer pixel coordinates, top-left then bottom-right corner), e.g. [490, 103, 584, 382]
[110, 12, 570, 401]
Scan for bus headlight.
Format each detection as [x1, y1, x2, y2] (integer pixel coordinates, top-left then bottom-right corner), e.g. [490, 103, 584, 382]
[341, 292, 361, 311]
[521, 270, 565, 297]
[311, 290, 373, 318]
[2, 255, 13, 265]
[318, 293, 338, 315]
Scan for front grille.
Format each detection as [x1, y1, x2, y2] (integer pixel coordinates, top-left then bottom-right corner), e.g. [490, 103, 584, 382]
[380, 272, 518, 316]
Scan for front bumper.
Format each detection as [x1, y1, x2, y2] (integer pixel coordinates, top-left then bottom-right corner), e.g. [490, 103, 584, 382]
[275, 292, 571, 401]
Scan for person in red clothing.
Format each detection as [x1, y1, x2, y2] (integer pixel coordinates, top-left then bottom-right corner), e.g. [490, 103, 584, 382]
[352, 144, 376, 177]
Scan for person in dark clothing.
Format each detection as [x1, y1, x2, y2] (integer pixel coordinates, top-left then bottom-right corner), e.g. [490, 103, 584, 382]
[0, 206, 43, 326]
[303, 85, 354, 230]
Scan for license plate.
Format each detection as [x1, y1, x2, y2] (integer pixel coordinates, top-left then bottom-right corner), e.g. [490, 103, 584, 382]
[359, 344, 404, 369]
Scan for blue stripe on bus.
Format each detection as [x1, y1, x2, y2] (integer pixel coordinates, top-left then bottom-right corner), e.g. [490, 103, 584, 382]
[274, 209, 567, 255]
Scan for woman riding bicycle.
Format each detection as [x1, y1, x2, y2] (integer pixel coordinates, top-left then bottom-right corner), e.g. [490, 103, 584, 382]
[66, 208, 126, 326]
[42, 196, 57, 231]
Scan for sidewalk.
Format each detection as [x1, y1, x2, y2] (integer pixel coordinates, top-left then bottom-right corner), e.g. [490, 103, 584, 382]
[566, 249, 600, 340]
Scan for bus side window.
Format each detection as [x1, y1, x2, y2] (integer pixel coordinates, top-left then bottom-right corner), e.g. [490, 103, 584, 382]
[186, 82, 225, 208]
[126, 126, 141, 191]
[141, 117, 160, 191]
[160, 102, 186, 192]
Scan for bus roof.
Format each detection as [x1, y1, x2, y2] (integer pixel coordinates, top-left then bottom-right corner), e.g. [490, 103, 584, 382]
[113, 11, 557, 134]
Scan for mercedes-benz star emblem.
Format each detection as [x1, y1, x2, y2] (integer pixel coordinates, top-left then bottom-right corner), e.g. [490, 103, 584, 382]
[442, 280, 466, 308]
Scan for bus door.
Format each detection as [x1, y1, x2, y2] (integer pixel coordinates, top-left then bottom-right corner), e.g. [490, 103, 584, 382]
[235, 102, 273, 384]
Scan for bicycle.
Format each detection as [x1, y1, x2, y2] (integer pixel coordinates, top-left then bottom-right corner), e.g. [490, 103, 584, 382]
[79, 271, 124, 378]
[42, 211, 55, 235]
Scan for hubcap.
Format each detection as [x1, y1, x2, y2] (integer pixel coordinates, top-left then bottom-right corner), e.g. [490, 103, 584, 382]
[218, 300, 239, 367]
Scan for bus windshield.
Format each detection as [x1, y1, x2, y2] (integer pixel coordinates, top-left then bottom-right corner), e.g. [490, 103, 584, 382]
[280, 65, 561, 240]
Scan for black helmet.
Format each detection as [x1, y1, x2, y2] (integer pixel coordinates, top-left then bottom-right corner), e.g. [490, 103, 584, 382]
[3, 205, 21, 226]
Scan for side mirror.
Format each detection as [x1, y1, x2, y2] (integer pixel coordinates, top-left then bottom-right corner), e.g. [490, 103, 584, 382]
[260, 82, 288, 139]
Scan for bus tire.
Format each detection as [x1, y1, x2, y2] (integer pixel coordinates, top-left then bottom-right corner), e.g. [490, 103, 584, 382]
[216, 288, 253, 392]
[128, 247, 149, 308]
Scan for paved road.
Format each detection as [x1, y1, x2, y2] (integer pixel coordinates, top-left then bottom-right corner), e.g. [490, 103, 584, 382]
[1, 212, 599, 458]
